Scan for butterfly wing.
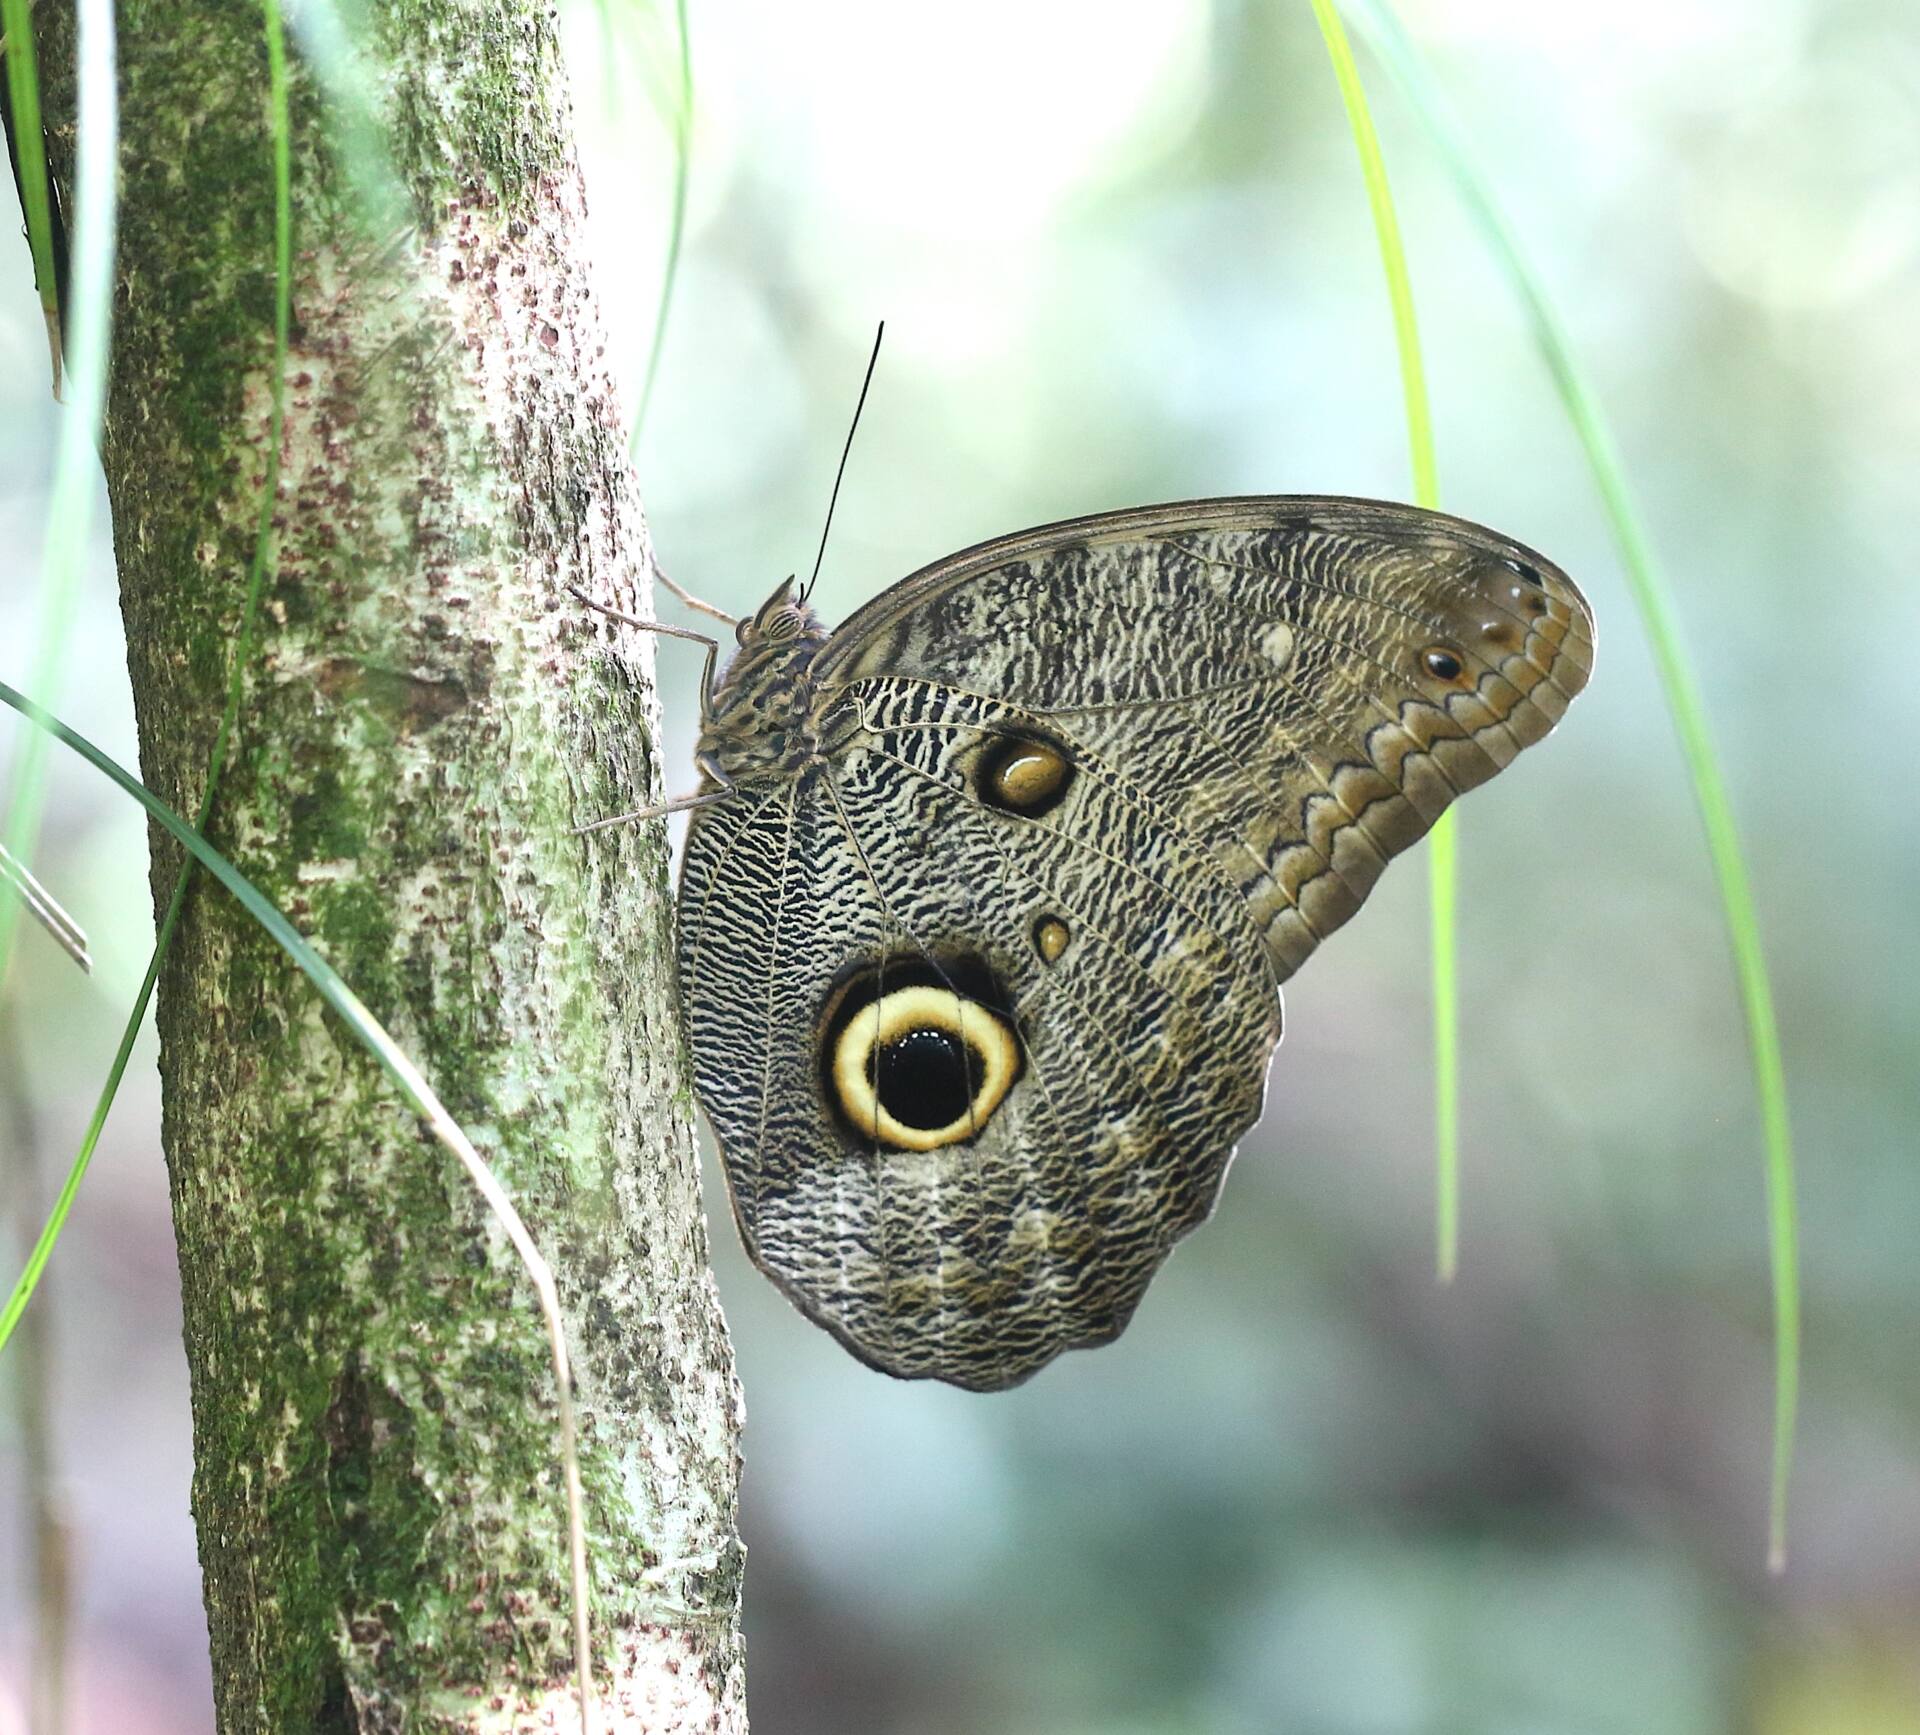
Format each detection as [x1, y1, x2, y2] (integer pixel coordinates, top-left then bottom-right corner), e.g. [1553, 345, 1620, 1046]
[680, 497, 1592, 1389]
[682, 724, 1283, 1391]
[813, 496, 1594, 982]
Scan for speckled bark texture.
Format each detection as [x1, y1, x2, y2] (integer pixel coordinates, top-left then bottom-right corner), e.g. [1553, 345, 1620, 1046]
[37, 3, 747, 1729]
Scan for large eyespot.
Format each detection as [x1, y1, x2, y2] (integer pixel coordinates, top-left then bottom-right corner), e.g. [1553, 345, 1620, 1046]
[976, 732, 1075, 818]
[818, 956, 1023, 1151]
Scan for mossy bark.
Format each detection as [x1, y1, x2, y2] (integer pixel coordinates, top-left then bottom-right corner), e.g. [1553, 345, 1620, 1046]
[36, 3, 746, 1729]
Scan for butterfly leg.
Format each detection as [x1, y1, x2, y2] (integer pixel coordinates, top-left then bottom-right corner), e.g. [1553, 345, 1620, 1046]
[570, 784, 733, 837]
[572, 749, 734, 836]
[650, 561, 738, 628]
[568, 585, 722, 724]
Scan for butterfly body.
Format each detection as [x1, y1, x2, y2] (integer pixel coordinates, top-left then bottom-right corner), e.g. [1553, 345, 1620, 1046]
[669, 498, 1593, 1391]
[697, 590, 839, 779]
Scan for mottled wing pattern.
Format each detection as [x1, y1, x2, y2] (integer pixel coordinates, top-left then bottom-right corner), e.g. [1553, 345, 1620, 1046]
[815, 498, 1594, 983]
[680, 730, 1281, 1389]
[681, 498, 1592, 1389]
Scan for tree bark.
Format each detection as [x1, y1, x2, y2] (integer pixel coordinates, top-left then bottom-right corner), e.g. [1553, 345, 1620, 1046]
[37, 2, 746, 1728]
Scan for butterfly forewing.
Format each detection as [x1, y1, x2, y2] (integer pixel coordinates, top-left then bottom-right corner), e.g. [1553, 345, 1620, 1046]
[815, 498, 1593, 984]
[676, 497, 1592, 1387]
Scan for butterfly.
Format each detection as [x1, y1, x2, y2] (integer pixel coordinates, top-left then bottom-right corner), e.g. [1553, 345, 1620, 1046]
[581, 496, 1592, 1391]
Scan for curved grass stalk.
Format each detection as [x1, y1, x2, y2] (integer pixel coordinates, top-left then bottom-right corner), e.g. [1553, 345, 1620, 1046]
[1307, 0, 1461, 1283]
[0, 0, 116, 999]
[1344, 0, 1800, 1569]
[0, 677, 596, 1727]
[281, 0, 408, 238]
[627, 0, 692, 455]
[1, 9, 600, 1716]
[0, 0, 290, 1404]
[0, 841, 91, 971]
[0, 0, 63, 387]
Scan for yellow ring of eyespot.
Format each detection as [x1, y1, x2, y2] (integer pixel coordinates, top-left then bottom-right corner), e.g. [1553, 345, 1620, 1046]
[830, 985, 1020, 1152]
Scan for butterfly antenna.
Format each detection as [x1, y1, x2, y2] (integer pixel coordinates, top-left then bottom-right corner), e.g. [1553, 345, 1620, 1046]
[804, 321, 885, 603]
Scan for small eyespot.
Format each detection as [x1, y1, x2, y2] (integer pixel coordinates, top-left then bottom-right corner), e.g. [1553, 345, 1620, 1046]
[1032, 916, 1071, 963]
[1504, 556, 1544, 588]
[978, 734, 1075, 818]
[1423, 647, 1465, 682]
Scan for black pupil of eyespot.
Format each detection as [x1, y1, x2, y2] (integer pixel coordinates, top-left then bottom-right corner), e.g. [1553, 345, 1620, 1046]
[872, 1027, 978, 1130]
[1428, 651, 1462, 678]
[1507, 557, 1543, 587]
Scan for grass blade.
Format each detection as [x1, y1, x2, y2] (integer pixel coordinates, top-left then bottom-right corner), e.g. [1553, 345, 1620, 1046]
[0, 676, 598, 1725]
[0, 841, 91, 972]
[1307, 0, 1460, 1283]
[1346, 0, 1800, 1568]
[1, 1011, 73, 1735]
[628, 0, 692, 454]
[0, 0, 116, 1001]
[281, 0, 408, 239]
[3, 12, 599, 1708]
[0, 0, 64, 388]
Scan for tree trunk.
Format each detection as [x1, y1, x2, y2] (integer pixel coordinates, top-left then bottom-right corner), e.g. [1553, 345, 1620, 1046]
[37, 2, 746, 1728]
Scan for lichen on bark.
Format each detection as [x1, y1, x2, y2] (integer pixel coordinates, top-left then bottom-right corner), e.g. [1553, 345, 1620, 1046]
[34, 1, 747, 1728]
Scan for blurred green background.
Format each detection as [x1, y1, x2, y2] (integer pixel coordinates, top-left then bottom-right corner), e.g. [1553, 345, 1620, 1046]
[4, 0, 1919, 1729]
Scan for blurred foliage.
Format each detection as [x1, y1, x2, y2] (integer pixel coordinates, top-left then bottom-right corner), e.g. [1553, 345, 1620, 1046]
[5, 0, 1920, 1730]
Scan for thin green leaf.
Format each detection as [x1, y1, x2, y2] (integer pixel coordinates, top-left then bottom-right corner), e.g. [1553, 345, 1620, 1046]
[1, 0, 293, 1376]
[0, 0, 63, 386]
[1307, 0, 1460, 1282]
[1346, 0, 1800, 1569]
[628, 0, 692, 454]
[0, 841, 91, 972]
[1425, 814, 1459, 1282]
[0, 686, 494, 1357]
[281, 0, 409, 239]
[0, 676, 596, 1724]
[0, 0, 117, 999]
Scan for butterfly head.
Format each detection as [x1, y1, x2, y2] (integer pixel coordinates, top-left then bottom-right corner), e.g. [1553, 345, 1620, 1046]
[699, 578, 834, 779]
[737, 576, 823, 648]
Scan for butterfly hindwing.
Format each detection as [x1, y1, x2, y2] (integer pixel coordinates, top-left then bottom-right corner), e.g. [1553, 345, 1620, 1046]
[683, 703, 1281, 1390]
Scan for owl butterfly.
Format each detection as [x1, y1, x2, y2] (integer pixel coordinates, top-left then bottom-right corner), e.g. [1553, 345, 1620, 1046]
[583, 496, 1592, 1391]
